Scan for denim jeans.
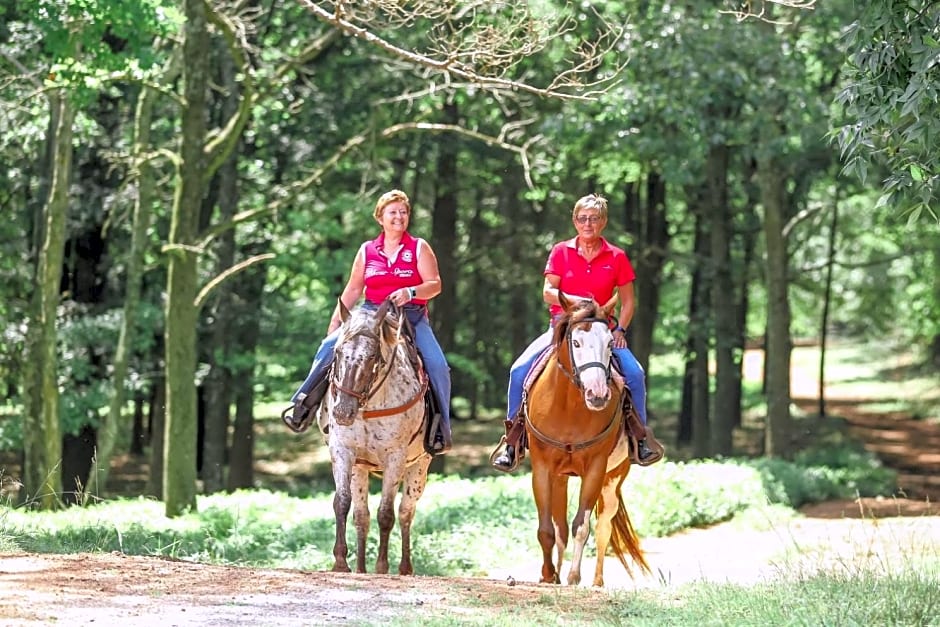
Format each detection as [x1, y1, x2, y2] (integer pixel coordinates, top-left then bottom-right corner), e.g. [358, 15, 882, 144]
[506, 329, 647, 425]
[293, 303, 451, 439]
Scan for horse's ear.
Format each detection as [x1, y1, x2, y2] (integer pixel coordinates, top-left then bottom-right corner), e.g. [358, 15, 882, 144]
[375, 299, 391, 324]
[601, 295, 618, 318]
[338, 298, 351, 323]
[559, 291, 573, 312]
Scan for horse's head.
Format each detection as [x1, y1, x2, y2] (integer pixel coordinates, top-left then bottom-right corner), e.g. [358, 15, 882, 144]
[552, 293, 618, 411]
[328, 299, 404, 425]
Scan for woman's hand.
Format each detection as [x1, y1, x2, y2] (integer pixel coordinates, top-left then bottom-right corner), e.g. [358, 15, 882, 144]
[390, 287, 413, 307]
[612, 328, 627, 349]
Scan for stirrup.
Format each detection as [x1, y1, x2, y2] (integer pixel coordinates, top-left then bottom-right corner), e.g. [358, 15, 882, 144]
[631, 434, 664, 467]
[489, 436, 521, 473]
[281, 401, 313, 434]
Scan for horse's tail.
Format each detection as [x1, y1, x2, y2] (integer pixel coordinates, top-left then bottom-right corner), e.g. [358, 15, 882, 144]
[607, 496, 651, 576]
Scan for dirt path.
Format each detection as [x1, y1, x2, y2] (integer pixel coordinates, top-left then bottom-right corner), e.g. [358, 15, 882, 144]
[4, 510, 939, 626]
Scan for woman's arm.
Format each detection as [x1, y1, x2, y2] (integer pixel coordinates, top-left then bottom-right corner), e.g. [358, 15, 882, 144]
[390, 238, 442, 306]
[328, 245, 367, 333]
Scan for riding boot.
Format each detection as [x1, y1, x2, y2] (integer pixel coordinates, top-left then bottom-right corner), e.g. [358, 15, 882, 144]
[430, 412, 452, 455]
[490, 414, 525, 472]
[492, 445, 515, 470]
[637, 438, 655, 462]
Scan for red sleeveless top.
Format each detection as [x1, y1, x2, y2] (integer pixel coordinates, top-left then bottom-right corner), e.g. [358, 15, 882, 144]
[362, 231, 428, 305]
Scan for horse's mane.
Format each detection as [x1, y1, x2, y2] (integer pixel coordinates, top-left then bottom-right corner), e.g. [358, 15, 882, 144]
[339, 303, 404, 350]
[552, 299, 605, 346]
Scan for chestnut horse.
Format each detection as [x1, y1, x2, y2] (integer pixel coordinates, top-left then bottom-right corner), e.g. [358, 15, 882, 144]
[323, 299, 431, 575]
[525, 294, 650, 586]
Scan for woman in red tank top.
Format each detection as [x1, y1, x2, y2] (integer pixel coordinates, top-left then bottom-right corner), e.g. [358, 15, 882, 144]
[285, 190, 452, 453]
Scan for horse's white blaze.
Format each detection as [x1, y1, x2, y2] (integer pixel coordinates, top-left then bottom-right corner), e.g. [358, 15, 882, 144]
[569, 324, 613, 409]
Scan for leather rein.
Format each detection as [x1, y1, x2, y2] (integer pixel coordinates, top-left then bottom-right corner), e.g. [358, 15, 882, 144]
[329, 326, 428, 420]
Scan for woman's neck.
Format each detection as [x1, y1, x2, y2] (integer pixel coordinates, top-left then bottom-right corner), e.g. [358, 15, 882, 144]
[383, 232, 403, 248]
[578, 237, 601, 254]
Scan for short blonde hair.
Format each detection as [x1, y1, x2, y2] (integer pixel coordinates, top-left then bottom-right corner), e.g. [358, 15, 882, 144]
[374, 189, 411, 220]
[572, 193, 608, 221]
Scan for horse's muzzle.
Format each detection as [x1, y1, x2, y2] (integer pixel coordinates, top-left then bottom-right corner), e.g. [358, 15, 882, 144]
[331, 397, 359, 426]
[584, 389, 611, 411]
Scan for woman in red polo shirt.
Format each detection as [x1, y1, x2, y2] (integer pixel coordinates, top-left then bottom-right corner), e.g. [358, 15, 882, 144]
[492, 193, 661, 470]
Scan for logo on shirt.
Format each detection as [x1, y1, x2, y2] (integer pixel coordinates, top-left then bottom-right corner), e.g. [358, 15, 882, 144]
[402, 250, 414, 263]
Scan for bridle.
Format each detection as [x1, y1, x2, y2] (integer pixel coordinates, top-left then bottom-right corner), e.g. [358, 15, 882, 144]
[555, 316, 612, 390]
[329, 316, 428, 419]
[526, 313, 621, 454]
[329, 326, 395, 405]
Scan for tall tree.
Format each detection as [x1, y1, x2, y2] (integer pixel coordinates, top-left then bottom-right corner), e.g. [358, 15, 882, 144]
[163, 0, 210, 515]
[22, 91, 73, 509]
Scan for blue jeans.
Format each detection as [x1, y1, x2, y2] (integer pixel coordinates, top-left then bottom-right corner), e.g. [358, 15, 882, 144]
[506, 330, 647, 425]
[293, 304, 451, 440]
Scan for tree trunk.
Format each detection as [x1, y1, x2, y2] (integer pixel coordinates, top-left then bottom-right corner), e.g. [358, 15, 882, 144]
[758, 156, 793, 458]
[431, 101, 458, 352]
[625, 173, 670, 379]
[146, 373, 165, 499]
[929, 240, 940, 369]
[678, 220, 707, 447]
[202, 48, 241, 495]
[226, 241, 267, 491]
[22, 93, 73, 509]
[164, 0, 210, 516]
[819, 186, 840, 417]
[86, 83, 158, 495]
[707, 143, 737, 457]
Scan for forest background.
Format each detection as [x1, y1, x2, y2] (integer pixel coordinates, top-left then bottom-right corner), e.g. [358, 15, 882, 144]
[0, 1, 938, 517]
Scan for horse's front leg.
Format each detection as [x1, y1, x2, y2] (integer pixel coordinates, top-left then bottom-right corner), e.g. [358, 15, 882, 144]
[397, 455, 432, 575]
[550, 476, 569, 581]
[375, 456, 406, 575]
[330, 450, 354, 573]
[350, 465, 371, 573]
[530, 462, 559, 584]
[567, 458, 606, 586]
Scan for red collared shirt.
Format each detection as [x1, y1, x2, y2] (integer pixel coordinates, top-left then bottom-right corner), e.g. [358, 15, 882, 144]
[544, 236, 635, 318]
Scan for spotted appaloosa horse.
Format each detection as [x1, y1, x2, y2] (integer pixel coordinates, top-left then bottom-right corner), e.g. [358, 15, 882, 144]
[323, 299, 431, 575]
[525, 294, 650, 586]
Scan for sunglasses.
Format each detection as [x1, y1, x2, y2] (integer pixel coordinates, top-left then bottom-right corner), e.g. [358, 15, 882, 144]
[575, 215, 603, 224]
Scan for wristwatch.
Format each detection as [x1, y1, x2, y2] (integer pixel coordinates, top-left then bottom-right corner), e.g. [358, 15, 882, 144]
[614, 325, 626, 334]
[408, 287, 417, 299]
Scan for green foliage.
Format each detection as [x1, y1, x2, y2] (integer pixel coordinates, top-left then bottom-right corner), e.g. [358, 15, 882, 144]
[745, 443, 897, 509]
[836, 1, 940, 218]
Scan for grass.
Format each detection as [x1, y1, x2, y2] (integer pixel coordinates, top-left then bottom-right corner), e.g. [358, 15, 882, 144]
[2, 340, 939, 624]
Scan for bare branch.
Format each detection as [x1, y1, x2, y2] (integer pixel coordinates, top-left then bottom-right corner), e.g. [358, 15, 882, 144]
[198, 119, 541, 248]
[194, 253, 276, 309]
[296, 0, 624, 101]
[721, 0, 816, 23]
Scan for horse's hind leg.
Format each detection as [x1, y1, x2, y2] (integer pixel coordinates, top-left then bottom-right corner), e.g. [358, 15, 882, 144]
[397, 456, 432, 575]
[592, 463, 626, 587]
[375, 458, 406, 574]
[350, 466, 371, 573]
